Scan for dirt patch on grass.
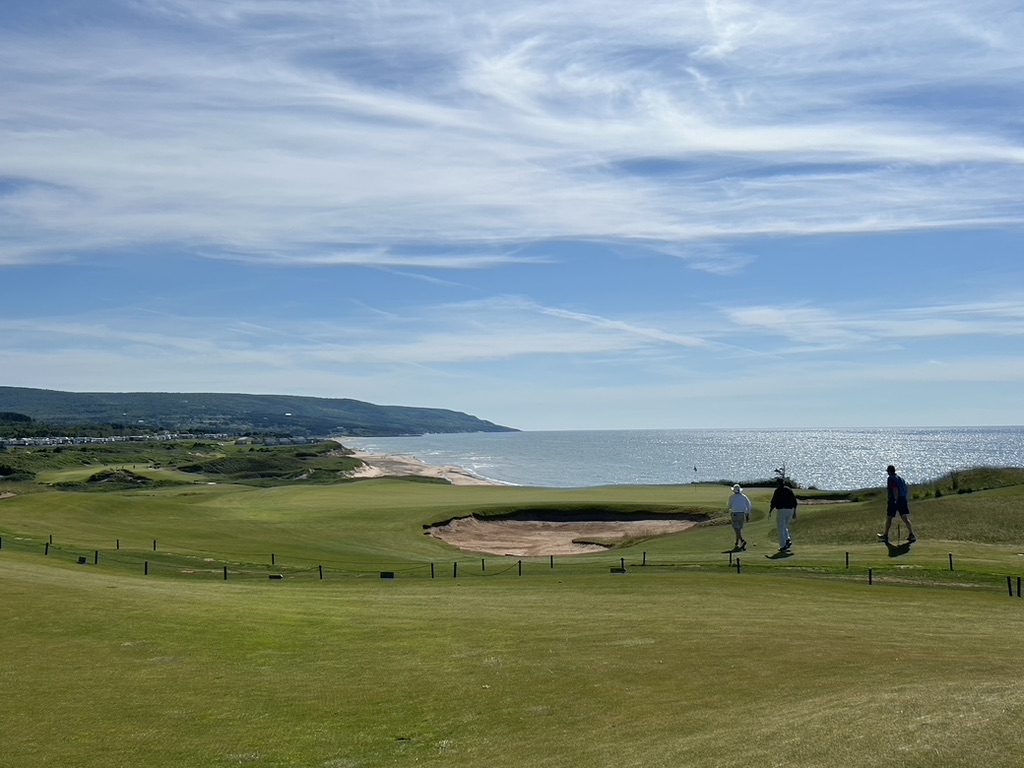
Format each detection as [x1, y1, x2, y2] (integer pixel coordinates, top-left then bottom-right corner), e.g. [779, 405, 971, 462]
[427, 516, 700, 557]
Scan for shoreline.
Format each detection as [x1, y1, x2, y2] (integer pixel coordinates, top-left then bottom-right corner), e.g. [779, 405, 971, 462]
[346, 450, 503, 486]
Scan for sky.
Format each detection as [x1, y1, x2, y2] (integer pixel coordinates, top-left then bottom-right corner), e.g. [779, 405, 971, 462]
[2, 0, 1024, 431]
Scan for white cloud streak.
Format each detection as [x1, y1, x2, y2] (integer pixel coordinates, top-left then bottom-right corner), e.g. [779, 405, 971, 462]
[2, 0, 1023, 268]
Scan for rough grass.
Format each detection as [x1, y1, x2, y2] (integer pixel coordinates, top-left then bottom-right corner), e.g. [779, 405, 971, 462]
[0, 439, 361, 489]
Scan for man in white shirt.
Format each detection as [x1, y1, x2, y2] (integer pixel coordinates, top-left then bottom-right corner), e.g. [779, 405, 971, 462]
[728, 484, 753, 550]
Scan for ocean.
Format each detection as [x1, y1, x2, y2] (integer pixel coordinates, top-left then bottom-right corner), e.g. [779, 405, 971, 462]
[341, 427, 1024, 491]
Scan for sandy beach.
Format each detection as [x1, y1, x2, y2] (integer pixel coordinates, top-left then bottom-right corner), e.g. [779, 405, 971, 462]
[346, 450, 501, 486]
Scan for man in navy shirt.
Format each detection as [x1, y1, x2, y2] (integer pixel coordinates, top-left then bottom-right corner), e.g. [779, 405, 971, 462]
[768, 477, 798, 552]
[879, 464, 917, 544]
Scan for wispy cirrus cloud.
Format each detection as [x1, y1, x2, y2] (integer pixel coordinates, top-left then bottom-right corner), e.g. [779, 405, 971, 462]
[726, 297, 1024, 349]
[2, 0, 1023, 270]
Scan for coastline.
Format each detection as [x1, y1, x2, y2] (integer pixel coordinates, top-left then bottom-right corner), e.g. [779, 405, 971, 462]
[347, 450, 501, 486]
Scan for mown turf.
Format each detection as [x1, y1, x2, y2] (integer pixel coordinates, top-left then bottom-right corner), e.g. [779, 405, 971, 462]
[2, 473, 1024, 767]
[3, 553, 1024, 768]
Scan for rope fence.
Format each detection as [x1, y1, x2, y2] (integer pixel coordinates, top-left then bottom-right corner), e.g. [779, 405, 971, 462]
[2, 532, 1022, 596]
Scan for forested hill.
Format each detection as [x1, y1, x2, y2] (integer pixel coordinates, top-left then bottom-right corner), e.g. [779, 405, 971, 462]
[0, 387, 517, 437]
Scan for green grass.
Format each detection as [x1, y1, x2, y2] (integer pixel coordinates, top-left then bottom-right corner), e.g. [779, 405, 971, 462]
[4, 552, 1024, 767]
[3, 462, 1024, 766]
[0, 440, 362, 490]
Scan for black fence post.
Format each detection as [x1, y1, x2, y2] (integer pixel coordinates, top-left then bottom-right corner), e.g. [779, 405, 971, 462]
[453, 562, 458, 579]
[1008, 577, 1014, 597]
[44, 542, 49, 556]
[319, 565, 323, 580]
[94, 550, 99, 564]
[735, 558, 741, 574]
[868, 568, 873, 585]
[949, 553, 954, 571]
[845, 552, 850, 569]
[481, 558, 485, 572]
[518, 559, 523, 577]
[223, 566, 228, 581]
[430, 562, 435, 579]
[144, 561, 149, 576]
[271, 553, 276, 566]
[550, 555, 554, 569]
[153, 539, 157, 552]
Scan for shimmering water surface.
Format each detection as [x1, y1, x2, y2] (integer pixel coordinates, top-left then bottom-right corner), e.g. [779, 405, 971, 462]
[343, 427, 1024, 491]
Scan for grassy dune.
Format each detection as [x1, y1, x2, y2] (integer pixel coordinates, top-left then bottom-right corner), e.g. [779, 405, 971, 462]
[2, 472, 1024, 767]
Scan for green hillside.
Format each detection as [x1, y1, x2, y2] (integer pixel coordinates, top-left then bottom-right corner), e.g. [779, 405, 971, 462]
[0, 386, 517, 437]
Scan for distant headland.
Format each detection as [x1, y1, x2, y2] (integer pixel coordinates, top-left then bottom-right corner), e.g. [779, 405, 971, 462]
[0, 386, 517, 439]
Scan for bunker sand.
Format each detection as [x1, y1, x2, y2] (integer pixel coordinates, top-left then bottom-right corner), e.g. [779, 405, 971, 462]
[428, 516, 699, 557]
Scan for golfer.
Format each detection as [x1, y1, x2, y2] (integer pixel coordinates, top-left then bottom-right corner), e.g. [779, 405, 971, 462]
[727, 484, 752, 550]
[879, 464, 917, 544]
[768, 477, 798, 551]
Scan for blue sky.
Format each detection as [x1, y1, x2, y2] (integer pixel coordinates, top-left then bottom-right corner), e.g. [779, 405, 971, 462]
[3, 0, 1023, 430]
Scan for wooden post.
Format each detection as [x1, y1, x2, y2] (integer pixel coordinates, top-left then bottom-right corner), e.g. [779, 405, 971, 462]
[550, 555, 554, 569]
[49, 534, 53, 544]
[453, 562, 458, 578]
[868, 568, 873, 585]
[44, 542, 50, 556]
[430, 562, 435, 579]
[145, 561, 149, 576]
[1009, 577, 1014, 597]
[116, 538, 120, 550]
[481, 558, 485, 572]
[518, 559, 523, 577]
[845, 552, 850, 568]
[735, 558, 741, 574]
[94, 550, 99, 564]
[223, 566, 228, 581]
[643, 551, 647, 566]
[271, 553, 276, 566]
[319, 565, 323, 580]
[1018, 577, 1021, 598]
[949, 553, 954, 571]
[153, 539, 157, 552]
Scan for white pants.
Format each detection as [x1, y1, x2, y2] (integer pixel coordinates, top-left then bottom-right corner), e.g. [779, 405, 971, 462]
[776, 508, 795, 547]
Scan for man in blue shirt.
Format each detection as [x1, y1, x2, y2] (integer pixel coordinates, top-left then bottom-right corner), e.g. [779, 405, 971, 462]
[878, 464, 917, 544]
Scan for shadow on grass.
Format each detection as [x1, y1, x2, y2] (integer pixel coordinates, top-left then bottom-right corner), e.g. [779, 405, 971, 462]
[765, 550, 794, 560]
[883, 540, 912, 558]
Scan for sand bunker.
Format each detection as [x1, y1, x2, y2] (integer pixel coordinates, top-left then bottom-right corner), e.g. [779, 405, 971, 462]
[427, 516, 700, 557]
